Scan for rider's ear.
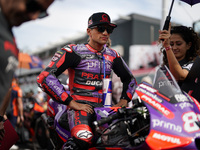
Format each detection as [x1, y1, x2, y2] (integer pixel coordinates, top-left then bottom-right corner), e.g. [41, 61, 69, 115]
[87, 28, 92, 36]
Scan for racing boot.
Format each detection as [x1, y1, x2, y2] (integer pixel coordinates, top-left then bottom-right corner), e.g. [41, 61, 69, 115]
[62, 137, 89, 150]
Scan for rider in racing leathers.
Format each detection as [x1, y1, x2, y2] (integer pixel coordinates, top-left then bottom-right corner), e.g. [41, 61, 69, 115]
[37, 12, 137, 150]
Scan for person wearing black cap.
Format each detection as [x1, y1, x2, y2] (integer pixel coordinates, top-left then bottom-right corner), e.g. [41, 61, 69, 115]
[37, 12, 137, 150]
[88, 12, 117, 28]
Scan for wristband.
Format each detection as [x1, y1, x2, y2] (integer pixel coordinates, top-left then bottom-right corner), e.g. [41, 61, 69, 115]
[165, 46, 172, 51]
[65, 96, 73, 105]
[0, 116, 3, 122]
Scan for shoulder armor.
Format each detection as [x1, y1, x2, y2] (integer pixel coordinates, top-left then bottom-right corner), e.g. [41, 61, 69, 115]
[61, 44, 76, 53]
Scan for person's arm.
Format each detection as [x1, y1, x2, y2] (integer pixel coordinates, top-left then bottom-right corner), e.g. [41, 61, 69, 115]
[37, 48, 77, 105]
[159, 23, 189, 81]
[0, 87, 12, 116]
[112, 55, 137, 107]
[166, 47, 189, 80]
[17, 96, 24, 123]
[37, 45, 93, 113]
[68, 100, 93, 114]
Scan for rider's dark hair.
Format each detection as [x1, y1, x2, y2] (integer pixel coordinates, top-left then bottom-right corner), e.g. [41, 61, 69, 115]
[162, 25, 200, 65]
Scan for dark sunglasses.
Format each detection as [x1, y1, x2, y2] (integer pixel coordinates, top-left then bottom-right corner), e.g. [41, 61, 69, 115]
[26, 0, 48, 18]
[90, 25, 114, 34]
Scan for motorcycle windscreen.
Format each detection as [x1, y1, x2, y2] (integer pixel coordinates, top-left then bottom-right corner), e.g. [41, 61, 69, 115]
[152, 65, 182, 98]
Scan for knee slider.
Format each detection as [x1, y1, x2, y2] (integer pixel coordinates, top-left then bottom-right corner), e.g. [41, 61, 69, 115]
[71, 125, 93, 143]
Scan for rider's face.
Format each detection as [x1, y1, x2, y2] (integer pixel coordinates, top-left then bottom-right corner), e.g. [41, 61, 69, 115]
[170, 34, 191, 61]
[87, 25, 112, 51]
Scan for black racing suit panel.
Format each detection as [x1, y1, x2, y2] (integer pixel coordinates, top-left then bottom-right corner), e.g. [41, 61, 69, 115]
[112, 56, 137, 101]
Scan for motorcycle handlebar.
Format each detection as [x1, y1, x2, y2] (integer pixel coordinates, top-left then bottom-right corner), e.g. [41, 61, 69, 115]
[93, 112, 120, 126]
[93, 107, 137, 127]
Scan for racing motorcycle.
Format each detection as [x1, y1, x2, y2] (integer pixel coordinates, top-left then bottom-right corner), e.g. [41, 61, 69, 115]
[41, 65, 200, 150]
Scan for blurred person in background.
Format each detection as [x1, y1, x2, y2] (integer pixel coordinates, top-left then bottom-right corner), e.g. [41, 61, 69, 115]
[6, 78, 23, 149]
[7, 78, 24, 128]
[0, 0, 54, 145]
[34, 87, 45, 104]
[34, 87, 48, 110]
[159, 23, 200, 99]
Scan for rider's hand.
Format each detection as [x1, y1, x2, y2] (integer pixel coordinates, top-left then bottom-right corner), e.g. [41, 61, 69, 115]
[113, 99, 128, 107]
[68, 100, 94, 114]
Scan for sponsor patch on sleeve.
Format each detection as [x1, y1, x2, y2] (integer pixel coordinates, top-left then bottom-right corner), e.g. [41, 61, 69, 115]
[51, 51, 63, 62]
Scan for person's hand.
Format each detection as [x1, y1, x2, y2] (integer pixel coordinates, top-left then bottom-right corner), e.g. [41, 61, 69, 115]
[159, 22, 171, 48]
[0, 121, 5, 141]
[113, 99, 128, 107]
[17, 115, 24, 127]
[17, 116, 20, 125]
[68, 100, 94, 114]
[20, 115, 24, 123]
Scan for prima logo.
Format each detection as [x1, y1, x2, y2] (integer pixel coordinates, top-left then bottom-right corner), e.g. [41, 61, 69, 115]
[152, 119, 182, 133]
[48, 80, 62, 95]
[179, 102, 193, 109]
[158, 80, 173, 88]
[86, 60, 111, 70]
